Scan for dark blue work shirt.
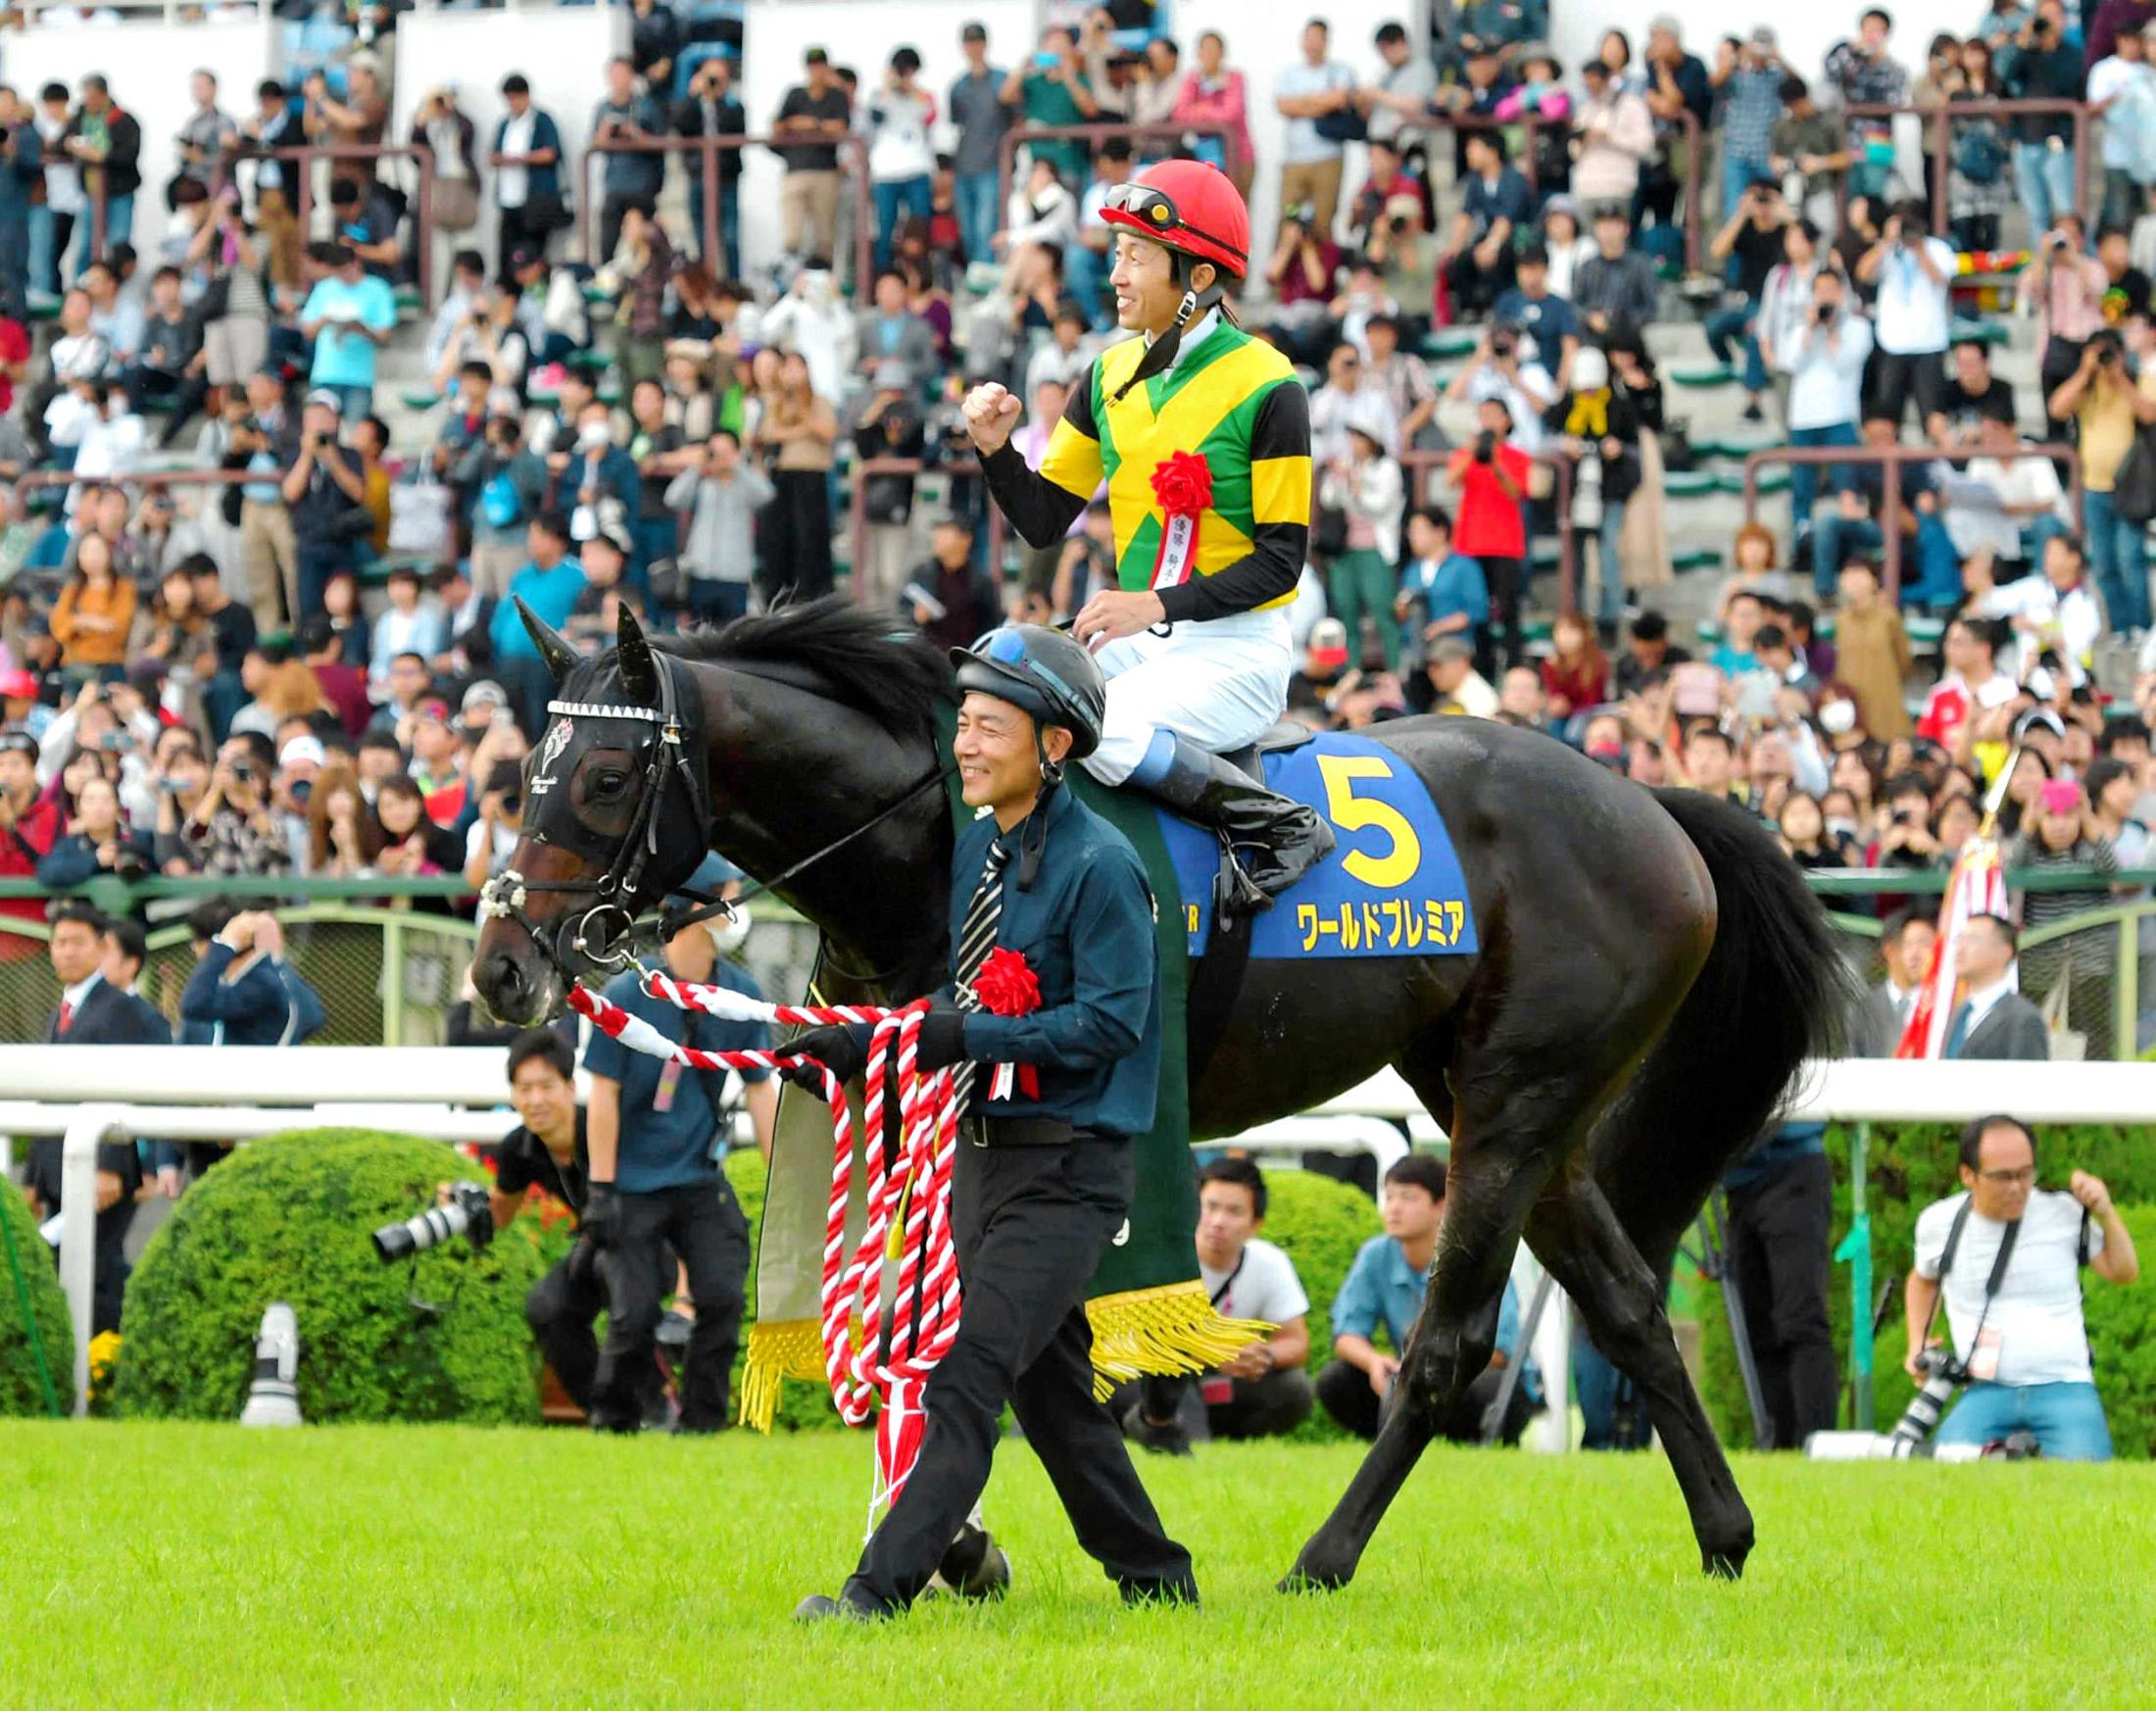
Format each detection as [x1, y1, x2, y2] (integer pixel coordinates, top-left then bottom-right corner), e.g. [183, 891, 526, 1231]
[1461, 167, 1532, 243]
[583, 959, 770, 1193]
[948, 784, 1161, 1139]
[1491, 286, 1578, 368]
[179, 944, 326, 1047]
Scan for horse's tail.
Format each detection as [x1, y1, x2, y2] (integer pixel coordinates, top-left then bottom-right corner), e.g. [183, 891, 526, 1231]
[1592, 787, 1856, 1275]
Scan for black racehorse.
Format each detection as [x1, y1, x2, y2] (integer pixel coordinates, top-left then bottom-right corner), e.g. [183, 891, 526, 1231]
[474, 598, 1847, 1589]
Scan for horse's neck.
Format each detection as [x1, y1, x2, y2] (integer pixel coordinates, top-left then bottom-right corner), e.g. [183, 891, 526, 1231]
[700, 665, 950, 994]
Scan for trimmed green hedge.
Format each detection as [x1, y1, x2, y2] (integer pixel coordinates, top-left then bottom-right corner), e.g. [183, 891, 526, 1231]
[117, 1130, 544, 1425]
[0, 1181, 70, 1418]
[1697, 1124, 2156, 1456]
[1255, 1168, 1385, 1442]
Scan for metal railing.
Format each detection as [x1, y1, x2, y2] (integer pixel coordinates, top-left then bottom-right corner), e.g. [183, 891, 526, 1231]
[1841, 99, 2091, 240]
[581, 132, 868, 290]
[1740, 442, 2082, 603]
[212, 142, 441, 306]
[1401, 447, 1576, 613]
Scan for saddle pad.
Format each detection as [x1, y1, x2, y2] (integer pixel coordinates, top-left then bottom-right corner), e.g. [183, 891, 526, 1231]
[1152, 731, 1478, 960]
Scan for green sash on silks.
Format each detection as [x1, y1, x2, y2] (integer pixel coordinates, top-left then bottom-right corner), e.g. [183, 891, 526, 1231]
[738, 716, 1261, 1431]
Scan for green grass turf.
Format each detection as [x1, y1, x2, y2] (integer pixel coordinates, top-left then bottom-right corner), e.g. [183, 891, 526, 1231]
[4, 1421, 2152, 1709]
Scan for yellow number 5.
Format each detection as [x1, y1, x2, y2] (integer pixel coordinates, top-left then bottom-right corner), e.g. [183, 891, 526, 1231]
[1316, 755, 1421, 889]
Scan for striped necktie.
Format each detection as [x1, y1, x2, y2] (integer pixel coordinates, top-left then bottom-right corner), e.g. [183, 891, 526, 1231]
[948, 840, 1009, 1113]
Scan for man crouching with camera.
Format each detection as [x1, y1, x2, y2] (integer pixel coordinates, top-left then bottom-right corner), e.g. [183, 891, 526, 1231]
[490, 1029, 604, 1413]
[1903, 1114, 2139, 1460]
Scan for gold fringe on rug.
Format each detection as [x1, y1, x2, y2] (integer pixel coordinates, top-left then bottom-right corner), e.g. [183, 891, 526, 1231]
[739, 1318, 830, 1433]
[1084, 1280, 1271, 1401]
[740, 1284, 1270, 1427]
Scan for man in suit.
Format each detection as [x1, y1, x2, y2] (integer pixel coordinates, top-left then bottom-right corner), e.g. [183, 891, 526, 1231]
[1855, 907, 1937, 1056]
[1943, 913, 2051, 1061]
[23, 904, 157, 1333]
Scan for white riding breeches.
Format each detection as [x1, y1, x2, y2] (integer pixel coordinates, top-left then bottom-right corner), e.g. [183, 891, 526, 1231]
[1081, 608, 1295, 786]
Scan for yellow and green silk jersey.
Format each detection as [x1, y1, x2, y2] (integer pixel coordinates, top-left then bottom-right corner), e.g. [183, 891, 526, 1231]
[986, 318, 1313, 624]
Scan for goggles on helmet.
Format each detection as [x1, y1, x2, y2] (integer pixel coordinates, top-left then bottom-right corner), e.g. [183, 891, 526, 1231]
[1103, 182, 1248, 269]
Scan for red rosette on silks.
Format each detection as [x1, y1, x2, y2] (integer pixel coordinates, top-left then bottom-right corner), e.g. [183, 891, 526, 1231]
[1147, 451, 1213, 590]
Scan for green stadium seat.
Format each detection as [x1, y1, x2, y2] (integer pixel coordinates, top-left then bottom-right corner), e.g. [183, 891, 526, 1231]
[1670, 548, 1723, 571]
[1718, 466, 1788, 495]
[1422, 328, 1480, 360]
[1663, 468, 1719, 498]
[1948, 318, 2007, 347]
[1670, 364, 1739, 388]
[394, 285, 421, 314]
[1906, 615, 1946, 648]
[400, 390, 441, 413]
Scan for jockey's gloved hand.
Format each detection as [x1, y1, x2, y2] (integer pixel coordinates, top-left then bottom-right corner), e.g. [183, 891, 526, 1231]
[784, 1023, 870, 1088]
[582, 1184, 622, 1251]
[913, 1000, 971, 1071]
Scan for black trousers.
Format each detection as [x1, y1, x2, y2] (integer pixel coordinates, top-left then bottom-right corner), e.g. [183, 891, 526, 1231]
[496, 203, 553, 277]
[1724, 1150, 1838, 1450]
[760, 468, 835, 602]
[846, 1137, 1197, 1613]
[1314, 1355, 1532, 1445]
[1478, 556, 1524, 676]
[525, 1241, 606, 1411]
[591, 1179, 751, 1433]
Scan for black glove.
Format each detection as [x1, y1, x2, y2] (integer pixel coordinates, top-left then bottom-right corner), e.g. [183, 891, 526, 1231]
[783, 1022, 870, 1089]
[913, 1005, 970, 1070]
[581, 1182, 622, 1251]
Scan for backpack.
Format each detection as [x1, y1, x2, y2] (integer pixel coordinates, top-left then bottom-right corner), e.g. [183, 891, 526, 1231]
[1953, 126, 2009, 187]
[480, 469, 524, 531]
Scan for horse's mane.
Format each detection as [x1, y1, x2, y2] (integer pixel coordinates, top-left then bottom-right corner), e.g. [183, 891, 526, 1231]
[657, 596, 956, 743]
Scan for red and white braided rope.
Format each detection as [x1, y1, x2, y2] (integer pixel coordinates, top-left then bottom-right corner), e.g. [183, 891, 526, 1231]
[566, 974, 963, 1504]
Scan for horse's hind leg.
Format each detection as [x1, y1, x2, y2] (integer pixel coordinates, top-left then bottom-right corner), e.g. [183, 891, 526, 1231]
[1525, 1166, 1756, 1578]
[1281, 1051, 1561, 1594]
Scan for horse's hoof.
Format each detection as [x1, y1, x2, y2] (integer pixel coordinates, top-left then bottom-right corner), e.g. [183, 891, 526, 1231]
[1277, 1558, 1353, 1595]
[1702, 1544, 1751, 1581]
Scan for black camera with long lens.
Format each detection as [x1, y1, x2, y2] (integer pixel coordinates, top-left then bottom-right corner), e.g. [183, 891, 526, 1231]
[372, 1181, 494, 1263]
[1888, 1345, 1969, 1450]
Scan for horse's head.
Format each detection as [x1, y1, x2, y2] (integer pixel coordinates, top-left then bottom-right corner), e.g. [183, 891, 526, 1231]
[473, 599, 711, 1024]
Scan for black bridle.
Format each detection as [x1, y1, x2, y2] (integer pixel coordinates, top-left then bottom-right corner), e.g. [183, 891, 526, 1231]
[479, 650, 955, 983]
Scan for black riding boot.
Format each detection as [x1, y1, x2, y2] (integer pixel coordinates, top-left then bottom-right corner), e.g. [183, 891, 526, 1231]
[1134, 735, 1336, 916]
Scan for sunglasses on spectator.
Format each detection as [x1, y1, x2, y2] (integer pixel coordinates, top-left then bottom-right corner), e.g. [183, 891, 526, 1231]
[1976, 1166, 2035, 1185]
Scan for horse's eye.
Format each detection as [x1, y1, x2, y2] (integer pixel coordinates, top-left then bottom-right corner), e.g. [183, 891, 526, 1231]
[593, 769, 627, 798]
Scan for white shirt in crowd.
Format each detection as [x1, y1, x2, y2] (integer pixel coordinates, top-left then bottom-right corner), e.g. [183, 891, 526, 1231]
[1974, 571, 2104, 685]
[1915, 1189, 2103, 1387]
[1200, 1236, 1309, 1327]
[1940, 443, 2069, 561]
[1872, 237, 1957, 355]
[496, 111, 536, 210]
[1784, 311, 1872, 430]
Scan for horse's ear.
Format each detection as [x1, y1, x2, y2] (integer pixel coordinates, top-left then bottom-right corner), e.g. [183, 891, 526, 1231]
[616, 602, 658, 706]
[514, 597, 579, 685]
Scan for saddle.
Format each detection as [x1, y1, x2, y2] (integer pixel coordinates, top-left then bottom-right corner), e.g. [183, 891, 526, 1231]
[1213, 719, 1320, 785]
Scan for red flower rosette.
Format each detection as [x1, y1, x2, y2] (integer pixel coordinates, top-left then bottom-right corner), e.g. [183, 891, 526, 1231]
[970, 948, 1043, 1100]
[973, 947, 1042, 1016]
[1151, 450, 1213, 518]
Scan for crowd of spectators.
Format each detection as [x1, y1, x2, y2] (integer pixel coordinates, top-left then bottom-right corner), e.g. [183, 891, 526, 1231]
[1, 4, 2155, 997]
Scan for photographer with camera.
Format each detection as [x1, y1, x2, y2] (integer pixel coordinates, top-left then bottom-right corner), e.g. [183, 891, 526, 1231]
[1904, 1114, 2138, 1459]
[1855, 203, 1956, 429]
[486, 1030, 606, 1414]
[182, 732, 294, 878]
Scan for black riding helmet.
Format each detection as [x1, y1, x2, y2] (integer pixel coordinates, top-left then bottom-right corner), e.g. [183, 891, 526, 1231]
[951, 624, 1106, 759]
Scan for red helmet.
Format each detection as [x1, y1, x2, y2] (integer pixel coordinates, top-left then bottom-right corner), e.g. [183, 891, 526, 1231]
[1099, 159, 1250, 280]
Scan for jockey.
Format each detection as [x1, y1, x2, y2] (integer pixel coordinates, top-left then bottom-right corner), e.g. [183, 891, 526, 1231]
[961, 159, 1335, 916]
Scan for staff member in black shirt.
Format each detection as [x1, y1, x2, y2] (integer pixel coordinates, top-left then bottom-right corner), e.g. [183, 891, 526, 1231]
[791, 624, 1198, 1624]
[488, 1030, 599, 1412]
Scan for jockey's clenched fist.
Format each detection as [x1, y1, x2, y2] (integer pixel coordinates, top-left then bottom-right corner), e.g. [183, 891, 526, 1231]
[962, 382, 1024, 457]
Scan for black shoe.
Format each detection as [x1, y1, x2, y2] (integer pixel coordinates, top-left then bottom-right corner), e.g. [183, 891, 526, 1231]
[1741, 400, 1765, 423]
[794, 1591, 881, 1625]
[1120, 1400, 1195, 1456]
[1131, 736, 1336, 918]
[927, 1523, 1011, 1600]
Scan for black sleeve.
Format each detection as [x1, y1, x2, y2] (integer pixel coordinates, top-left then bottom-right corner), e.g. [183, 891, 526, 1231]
[982, 442, 1092, 548]
[1155, 380, 1310, 624]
